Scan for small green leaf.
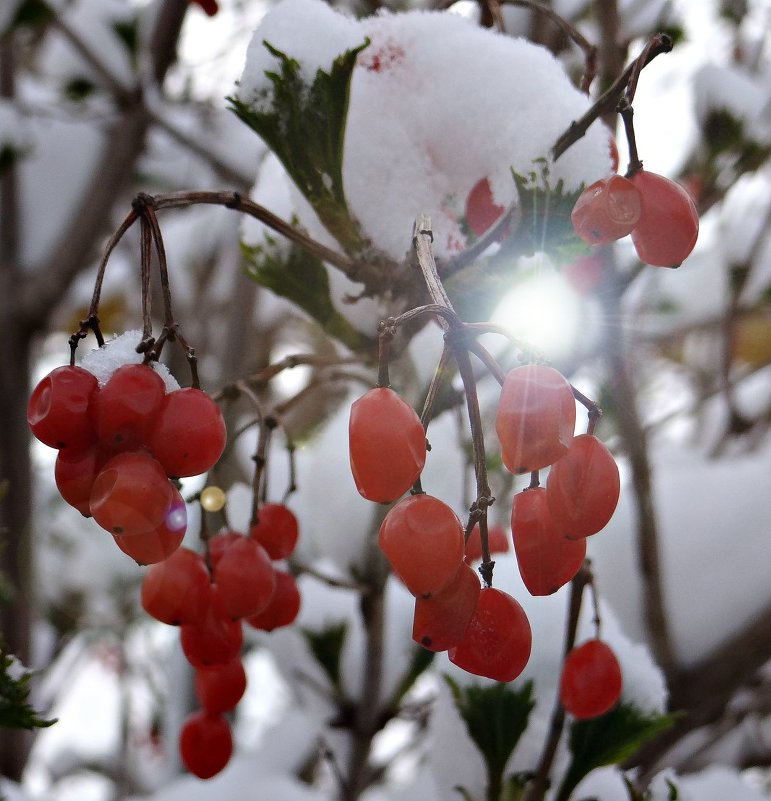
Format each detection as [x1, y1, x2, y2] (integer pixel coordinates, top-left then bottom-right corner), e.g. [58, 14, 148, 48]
[388, 645, 435, 707]
[0, 647, 56, 731]
[242, 239, 371, 351]
[554, 703, 676, 801]
[112, 19, 138, 58]
[64, 77, 96, 102]
[446, 677, 535, 801]
[6, 0, 53, 32]
[229, 39, 370, 254]
[510, 160, 584, 260]
[301, 622, 347, 692]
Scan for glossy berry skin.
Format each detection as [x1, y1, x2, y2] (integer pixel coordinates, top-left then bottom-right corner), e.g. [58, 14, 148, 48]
[464, 522, 509, 564]
[180, 587, 244, 668]
[213, 536, 276, 619]
[179, 710, 232, 779]
[571, 175, 641, 245]
[112, 486, 187, 565]
[249, 504, 299, 560]
[412, 562, 480, 652]
[560, 639, 622, 719]
[195, 658, 247, 713]
[27, 365, 98, 450]
[148, 388, 226, 478]
[91, 364, 165, 451]
[89, 451, 173, 535]
[546, 434, 620, 539]
[629, 170, 699, 267]
[190, 0, 219, 15]
[448, 587, 532, 682]
[245, 570, 301, 631]
[496, 365, 576, 474]
[465, 177, 505, 237]
[511, 487, 586, 596]
[141, 547, 211, 625]
[378, 494, 465, 598]
[54, 444, 107, 516]
[349, 387, 426, 503]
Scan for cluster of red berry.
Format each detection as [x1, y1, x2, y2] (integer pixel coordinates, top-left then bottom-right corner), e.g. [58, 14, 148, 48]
[571, 169, 699, 268]
[27, 362, 226, 564]
[349, 362, 624, 715]
[140, 506, 301, 778]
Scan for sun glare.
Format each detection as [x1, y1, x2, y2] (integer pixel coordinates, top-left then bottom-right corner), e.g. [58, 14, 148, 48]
[490, 269, 586, 361]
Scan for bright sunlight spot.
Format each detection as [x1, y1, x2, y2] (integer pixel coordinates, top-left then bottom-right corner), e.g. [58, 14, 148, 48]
[490, 269, 585, 361]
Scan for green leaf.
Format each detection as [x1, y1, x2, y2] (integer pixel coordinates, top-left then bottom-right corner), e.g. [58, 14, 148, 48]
[510, 159, 584, 262]
[388, 645, 435, 707]
[446, 677, 535, 801]
[301, 622, 347, 692]
[554, 703, 676, 801]
[6, 0, 53, 33]
[242, 239, 371, 351]
[0, 647, 56, 731]
[229, 39, 370, 254]
[64, 77, 96, 102]
[112, 19, 138, 58]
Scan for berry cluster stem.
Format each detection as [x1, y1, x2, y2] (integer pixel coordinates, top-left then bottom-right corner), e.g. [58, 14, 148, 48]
[412, 216, 496, 584]
[523, 562, 593, 801]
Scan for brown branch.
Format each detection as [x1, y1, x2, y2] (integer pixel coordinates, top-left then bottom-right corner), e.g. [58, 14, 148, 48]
[629, 599, 771, 782]
[522, 563, 592, 801]
[599, 257, 678, 684]
[20, 0, 191, 329]
[551, 32, 673, 161]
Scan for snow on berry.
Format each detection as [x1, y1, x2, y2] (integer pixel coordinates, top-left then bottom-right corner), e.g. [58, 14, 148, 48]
[80, 330, 179, 391]
[236, 0, 611, 261]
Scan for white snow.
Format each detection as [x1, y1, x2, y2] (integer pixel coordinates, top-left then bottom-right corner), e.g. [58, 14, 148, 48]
[236, 0, 612, 262]
[79, 330, 180, 392]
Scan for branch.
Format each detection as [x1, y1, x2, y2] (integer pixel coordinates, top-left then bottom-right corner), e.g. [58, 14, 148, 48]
[20, 0, 191, 329]
[551, 33, 673, 161]
[629, 598, 771, 781]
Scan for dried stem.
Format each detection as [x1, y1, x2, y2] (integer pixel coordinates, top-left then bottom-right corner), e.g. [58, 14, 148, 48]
[551, 33, 673, 161]
[412, 216, 496, 584]
[504, 0, 598, 92]
[523, 563, 593, 801]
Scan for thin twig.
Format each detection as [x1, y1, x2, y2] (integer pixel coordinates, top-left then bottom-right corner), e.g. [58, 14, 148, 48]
[523, 563, 592, 801]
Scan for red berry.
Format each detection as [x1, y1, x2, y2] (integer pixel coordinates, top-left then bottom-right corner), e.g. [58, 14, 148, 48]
[148, 388, 226, 478]
[89, 451, 173, 535]
[180, 587, 243, 668]
[412, 562, 480, 652]
[195, 657, 247, 713]
[208, 530, 244, 570]
[244, 570, 301, 631]
[448, 587, 532, 682]
[511, 487, 586, 596]
[546, 434, 620, 539]
[629, 170, 699, 267]
[179, 710, 232, 779]
[112, 485, 187, 564]
[91, 364, 165, 451]
[213, 536, 276, 619]
[141, 547, 211, 625]
[571, 174, 641, 246]
[189, 0, 219, 15]
[27, 365, 98, 450]
[249, 504, 299, 560]
[54, 443, 108, 516]
[464, 522, 509, 564]
[349, 388, 426, 503]
[465, 177, 505, 237]
[496, 365, 576, 474]
[560, 639, 622, 719]
[378, 494, 465, 598]
[563, 255, 604, 295]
